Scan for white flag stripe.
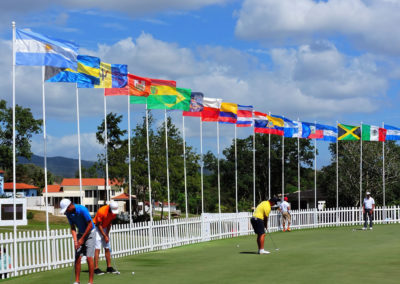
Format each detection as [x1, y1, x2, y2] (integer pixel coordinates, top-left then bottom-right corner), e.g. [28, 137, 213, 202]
[203, 97, 222, 109]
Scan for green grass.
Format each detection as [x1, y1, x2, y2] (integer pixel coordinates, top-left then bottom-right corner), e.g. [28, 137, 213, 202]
[4, 224, 400, 284]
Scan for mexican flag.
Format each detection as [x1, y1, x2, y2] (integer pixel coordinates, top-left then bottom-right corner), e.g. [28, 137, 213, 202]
[361, 124, 387, 141]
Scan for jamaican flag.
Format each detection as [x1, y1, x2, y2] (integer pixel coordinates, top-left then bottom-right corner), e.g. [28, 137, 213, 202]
[338, 124, 361, 140]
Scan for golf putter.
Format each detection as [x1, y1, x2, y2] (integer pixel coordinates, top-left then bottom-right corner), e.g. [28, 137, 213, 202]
[266, 229, 279, 251]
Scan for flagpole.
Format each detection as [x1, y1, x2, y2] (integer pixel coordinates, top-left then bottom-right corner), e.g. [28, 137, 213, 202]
[297, 118, 300, 210]
[217, 121, 222, 238]
[235, 125, 238, 214]
[12, 21, 18, 276]
[253, 120, 256, 209]
[268, 112, 271, 200]
[200, 118, 204, 213]
[314, 121, 317, 209]
[382, 122, 386, 221]
[145, 103, 153, 249]
[128, 95, 132, 226]
[282, 117, 285, 200]
[41, 67, 51, 270]
[104, 94, 110, 202]
[360, 122, 363, 212]
[182, 115, 188, 219]
[165, 109, 171, 220]
[336, 121, 339, 214]
[75, 87, 83, 204]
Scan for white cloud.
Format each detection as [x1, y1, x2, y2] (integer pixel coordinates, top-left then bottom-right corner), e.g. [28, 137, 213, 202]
[235, 0, 400, 55]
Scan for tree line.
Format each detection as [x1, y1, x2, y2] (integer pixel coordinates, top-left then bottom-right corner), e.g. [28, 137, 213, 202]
[2, 99, 400, 214]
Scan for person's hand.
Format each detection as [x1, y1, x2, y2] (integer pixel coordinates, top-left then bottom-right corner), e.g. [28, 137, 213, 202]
[77, 238, 84, 248]
[104, 235, 109, 243]
[74, 240, 79, 250]
[363, 210, 365, 214]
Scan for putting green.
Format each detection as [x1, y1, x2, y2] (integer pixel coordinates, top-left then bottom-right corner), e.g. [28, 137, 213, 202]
[5, 224, 400, 284]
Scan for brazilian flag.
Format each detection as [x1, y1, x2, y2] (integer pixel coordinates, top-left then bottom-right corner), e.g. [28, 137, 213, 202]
[338, 124, 361, 140]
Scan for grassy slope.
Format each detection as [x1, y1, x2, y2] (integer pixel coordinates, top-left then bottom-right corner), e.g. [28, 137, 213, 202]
[4, 224, 400, 284]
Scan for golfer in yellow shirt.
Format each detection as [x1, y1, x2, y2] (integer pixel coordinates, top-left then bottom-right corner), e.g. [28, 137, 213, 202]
[251, 197, 279, 254]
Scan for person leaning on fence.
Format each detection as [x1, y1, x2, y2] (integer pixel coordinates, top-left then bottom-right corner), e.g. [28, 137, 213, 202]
[60, 198, 96, 284]
[278, 196, 291, 232]
[250, 197, 279, 254]
[93, 201, 119, 275]
[363, 192, 375, 230]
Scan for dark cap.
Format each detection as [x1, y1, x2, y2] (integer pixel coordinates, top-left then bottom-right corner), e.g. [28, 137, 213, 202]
[269, 197, 279, 204]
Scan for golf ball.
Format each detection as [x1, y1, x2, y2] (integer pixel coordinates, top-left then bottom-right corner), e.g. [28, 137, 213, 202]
[236, 245, 239, 248]
[132, 272, 135, 275]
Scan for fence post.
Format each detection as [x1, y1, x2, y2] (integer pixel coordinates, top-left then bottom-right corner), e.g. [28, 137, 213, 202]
[149, 220, 153, 251]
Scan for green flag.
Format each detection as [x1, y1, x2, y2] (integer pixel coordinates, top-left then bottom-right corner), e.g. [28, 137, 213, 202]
[130, 87, 191, 111]
[338, 124, 361, 140]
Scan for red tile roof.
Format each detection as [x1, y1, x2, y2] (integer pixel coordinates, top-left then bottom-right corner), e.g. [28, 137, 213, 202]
[61, 178, 122, 187]
[4, 183, 38, 190]
[112, 193, 136, 200]
[43, 184, 62, 193]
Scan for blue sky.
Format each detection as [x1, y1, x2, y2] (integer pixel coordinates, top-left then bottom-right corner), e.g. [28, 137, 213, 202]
[1, 0, 400, 168]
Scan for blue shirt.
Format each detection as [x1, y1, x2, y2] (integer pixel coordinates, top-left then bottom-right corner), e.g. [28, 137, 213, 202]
[66, 204, 94, 234]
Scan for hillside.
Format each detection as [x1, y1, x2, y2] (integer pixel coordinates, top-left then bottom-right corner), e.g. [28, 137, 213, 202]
[18, 154, 95, 178]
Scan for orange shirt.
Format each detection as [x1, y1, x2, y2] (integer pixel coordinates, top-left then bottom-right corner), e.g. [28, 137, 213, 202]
[93, 205, 116, 228]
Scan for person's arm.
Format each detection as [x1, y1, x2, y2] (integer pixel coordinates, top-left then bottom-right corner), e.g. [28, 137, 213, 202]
[71, 224, 79, 250]
[263, 216, 268, 230]
[371, 203, 375, 213]
[288, 205, 291, 214]
[78, 221, 93, 247]
[362, 201, 365, 213]
[96, 221, 109, 243]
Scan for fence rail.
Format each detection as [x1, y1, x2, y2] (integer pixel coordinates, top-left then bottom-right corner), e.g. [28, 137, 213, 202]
[1, 206, 399, 279]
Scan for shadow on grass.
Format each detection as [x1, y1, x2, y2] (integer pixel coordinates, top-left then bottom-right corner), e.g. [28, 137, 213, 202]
[239, 251, 258, 254]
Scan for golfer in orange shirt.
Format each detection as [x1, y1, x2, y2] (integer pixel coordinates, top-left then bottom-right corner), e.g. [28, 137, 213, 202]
[93, 201, 119, 275]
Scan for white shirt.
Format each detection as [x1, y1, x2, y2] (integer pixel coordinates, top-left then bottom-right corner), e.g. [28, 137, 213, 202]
[363, 197, 375, 209]
[279, 201, 290, 213]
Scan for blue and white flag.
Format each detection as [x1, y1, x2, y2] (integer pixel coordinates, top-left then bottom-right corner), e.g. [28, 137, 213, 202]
[385, 125, 400, 141]
[316, 123, 337, 142]
[15, 29, 78, 69]
[293, 121, 311, 139]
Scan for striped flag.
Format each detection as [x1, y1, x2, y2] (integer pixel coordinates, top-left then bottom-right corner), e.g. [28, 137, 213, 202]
[219, 103, 238, 124]
[202, 97, 222, 122]
[385, 125, 400, 141]
[15, 28, 78, 69]
[236, 105, 253, 127]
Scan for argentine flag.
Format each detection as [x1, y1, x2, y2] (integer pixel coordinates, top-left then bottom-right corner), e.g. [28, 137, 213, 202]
[15, 29, 78, 70]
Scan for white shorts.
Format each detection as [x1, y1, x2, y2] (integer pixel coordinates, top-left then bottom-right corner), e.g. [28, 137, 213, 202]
[95, 227, 111, 250]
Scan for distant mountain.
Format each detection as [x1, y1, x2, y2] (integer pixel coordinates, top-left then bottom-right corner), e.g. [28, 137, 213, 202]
[18, 154, 96, 178]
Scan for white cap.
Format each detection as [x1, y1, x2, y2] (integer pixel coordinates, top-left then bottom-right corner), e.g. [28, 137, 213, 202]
[110, 201, 119, 214]
[60, 199, 71, 214]
[366, 191, 371, 195]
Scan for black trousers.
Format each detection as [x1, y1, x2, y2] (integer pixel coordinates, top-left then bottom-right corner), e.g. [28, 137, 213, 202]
[363, 209, 373, 228]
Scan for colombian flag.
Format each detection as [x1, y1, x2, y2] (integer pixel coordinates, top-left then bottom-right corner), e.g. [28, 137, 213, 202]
[219, 103, 238, 124]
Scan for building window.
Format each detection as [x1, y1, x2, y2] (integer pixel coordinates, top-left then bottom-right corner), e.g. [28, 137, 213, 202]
[1, 204, 23, 220]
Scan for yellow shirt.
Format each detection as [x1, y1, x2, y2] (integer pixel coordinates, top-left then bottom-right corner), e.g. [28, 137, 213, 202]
[253, 201, 271, 219]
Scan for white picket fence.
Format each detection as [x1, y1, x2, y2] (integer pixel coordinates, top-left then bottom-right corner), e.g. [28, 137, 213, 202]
[1, 206, 399, 279]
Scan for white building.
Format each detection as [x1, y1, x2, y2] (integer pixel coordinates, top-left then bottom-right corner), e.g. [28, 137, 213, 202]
[43, 178, 126, 215]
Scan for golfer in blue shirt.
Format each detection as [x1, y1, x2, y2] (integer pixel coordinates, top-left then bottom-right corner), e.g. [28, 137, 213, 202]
[60, 199, 96, 284]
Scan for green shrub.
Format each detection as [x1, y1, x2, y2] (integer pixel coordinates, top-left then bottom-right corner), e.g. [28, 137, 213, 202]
[27, 211, 34, 220]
